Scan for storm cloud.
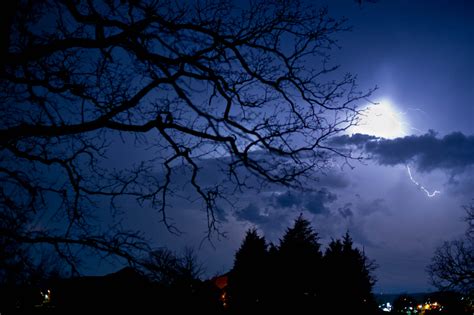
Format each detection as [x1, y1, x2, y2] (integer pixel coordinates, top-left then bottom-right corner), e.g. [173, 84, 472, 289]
[235, 188, 338, 227]
[331, 131, 474, 172]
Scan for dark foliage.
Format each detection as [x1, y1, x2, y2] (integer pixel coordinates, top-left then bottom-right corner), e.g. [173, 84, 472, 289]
[227, 216, 379, 314]
[275, 214, 323, 312]
[0, 251, 222, 315]
[226, 228, 268, 312]
[320, 232, 378, 314]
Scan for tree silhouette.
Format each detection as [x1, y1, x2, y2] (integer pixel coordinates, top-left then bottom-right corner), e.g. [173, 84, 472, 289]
[140, 247, 215, 313]
[0, 0, 374, 272]
[428, 203, 474, 295]
[141, 247, 204, 286]
[226, 217, 381, 313]
[321, 232, 378, 314]
[227, 228, 268, 312]
[276, 214, 323, 311]
[0, 241, 65, 313]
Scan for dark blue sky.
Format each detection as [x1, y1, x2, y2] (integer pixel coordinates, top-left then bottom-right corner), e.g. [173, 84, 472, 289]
[332, 0, 473, 134]
[67, 0, 474, 294]
[4, 0, 474, 298]
[116, 0, 474, 294]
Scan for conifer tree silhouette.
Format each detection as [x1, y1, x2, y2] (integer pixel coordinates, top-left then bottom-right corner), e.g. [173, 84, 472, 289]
[227, 228, 268, 313]
[322, 232, 377, 314]
[277, 215, 323, 311]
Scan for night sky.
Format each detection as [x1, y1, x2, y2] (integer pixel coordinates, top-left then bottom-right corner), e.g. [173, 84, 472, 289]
[107, 0, 474, 294]
[5, 0, 473, 296]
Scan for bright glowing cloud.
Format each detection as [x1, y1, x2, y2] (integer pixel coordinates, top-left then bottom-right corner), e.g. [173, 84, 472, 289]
[349, 100, 408, 139]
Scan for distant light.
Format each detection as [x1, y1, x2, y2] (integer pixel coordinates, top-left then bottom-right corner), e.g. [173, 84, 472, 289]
[379, 302, 392, 312]
[40, 289, 52, 304]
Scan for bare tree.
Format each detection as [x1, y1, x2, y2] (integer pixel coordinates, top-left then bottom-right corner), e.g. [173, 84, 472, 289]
[142, 247, 204, 285]
[0, 0, 373, 273]
[428, 204, 474, 295]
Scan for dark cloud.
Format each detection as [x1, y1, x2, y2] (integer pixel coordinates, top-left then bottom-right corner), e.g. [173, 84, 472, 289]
[235, 203, 268, 224]
[338, 203, 353, 218]
[303, 188, 338, 215]
[329, 133, 377, 147]
[274, 191, 301, 208]
[445, 165, 474, 195]
[234, 202, 292, 238]
[330, 131, 474, 172]
[235, 188, 338, 228]
[270, 188, 337, 215]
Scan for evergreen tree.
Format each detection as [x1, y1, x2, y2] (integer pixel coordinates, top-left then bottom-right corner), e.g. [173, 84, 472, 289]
[279, 214, 322, 255]
[277, 215, 323, 311]
[227, 228, 268, 312]
[263, 242, 280, 311]
[322, 232, 378, 314]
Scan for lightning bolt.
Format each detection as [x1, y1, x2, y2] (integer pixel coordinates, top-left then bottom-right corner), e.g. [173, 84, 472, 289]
[400, 107, 440, 198]
[407, 107, 429, 117]
[407, 107, 431, 134]
[406, 165, 441, 198]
